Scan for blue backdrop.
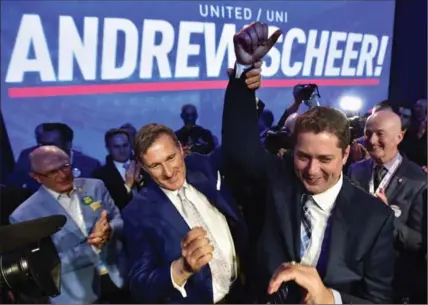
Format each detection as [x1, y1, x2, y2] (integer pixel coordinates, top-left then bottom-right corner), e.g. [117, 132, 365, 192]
[1, 1, 395, 162]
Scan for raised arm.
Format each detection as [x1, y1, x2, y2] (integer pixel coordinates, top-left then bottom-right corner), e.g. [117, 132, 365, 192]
[221, 22, 282, 181]
[222, 69, 267, 179]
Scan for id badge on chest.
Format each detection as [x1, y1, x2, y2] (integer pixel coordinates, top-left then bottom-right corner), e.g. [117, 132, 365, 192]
[368, 156, 402, 195]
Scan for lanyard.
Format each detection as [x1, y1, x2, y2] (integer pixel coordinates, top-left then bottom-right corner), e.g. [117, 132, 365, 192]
[369, 155, 402, 195]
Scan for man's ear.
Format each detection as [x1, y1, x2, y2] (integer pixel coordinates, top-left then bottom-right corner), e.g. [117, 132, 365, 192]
[397, 131, 405, 145]
[29, 172, 42, 184]
[342, 145, 351, 165]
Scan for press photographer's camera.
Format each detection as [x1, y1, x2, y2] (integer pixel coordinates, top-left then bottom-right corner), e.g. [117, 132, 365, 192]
[295, 84, 320, 101]
[0, 215, 66, 303]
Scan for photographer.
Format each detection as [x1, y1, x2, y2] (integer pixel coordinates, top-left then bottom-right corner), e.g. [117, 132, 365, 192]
[265, 84, 320, 156]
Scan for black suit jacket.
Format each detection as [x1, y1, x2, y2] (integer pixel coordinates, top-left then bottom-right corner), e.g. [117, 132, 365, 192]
[348, 157, 426, 253]
[348, 157, 427, 302]
[222, 77, 395, 303]
[92, 157, 133, 211]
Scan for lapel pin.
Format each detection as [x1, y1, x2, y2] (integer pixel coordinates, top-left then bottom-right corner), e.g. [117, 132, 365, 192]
[398, 178, 402, 183]
[72, 167, 81, 178]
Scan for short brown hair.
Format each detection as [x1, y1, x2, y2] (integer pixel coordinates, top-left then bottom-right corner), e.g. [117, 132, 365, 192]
[294, 107, 350, 153]
[134, 123, 180, 160]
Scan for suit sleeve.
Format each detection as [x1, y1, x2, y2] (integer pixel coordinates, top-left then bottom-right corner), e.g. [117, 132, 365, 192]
[98, 180, 123, 240]
[124, 214, 180, 303]
[9, 214, 99, 272]
[340, 212, 395, 304]
[394, 186, 427, 253]
[221, 75, 279, 182]
[7, 151, 30, 188]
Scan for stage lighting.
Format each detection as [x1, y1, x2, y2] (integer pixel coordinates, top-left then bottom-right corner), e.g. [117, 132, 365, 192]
[339, 96, 363, 112]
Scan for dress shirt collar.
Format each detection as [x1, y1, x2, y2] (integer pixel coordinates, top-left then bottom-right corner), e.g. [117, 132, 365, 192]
[113, 159, 130, 168]
[311, 174, 343, 213]
[160, 180, 189, 198]
[372, 152, 401, 172]
[44, 185, 76, 200]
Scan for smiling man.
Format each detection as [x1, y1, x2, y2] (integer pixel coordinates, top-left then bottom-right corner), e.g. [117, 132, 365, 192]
[9, 146, 127, 304]
[348, 110, 427, 303]
[121, 71, 260, 303]
[222, 22, 395, 304]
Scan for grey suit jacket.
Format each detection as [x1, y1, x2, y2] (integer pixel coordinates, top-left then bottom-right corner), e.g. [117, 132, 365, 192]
[348, 157, 426, 253]
[10, 178, 127, 304]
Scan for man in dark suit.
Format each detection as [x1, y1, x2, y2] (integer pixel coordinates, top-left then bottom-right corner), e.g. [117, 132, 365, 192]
[348, 110, 427, 303]
[93, 128, 143, 210]
[121, 70, 260, 303]
[222, 22, 395, 304]
[175, 104, 216, 155]
[8, 123, 101, 193]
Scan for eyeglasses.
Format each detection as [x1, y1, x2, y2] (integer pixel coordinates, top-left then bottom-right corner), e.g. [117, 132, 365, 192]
[34, 163, 71, 179]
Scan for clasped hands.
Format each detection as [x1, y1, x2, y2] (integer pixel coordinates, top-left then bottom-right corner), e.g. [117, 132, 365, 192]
[87, 210, 111, 249]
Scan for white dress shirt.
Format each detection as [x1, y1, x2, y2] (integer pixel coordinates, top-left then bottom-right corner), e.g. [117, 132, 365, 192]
[236, 62, 342, 302]
[44, 186, 101, 254]
[300, 174, 343, 304]
[162, 181, 237, 303]
[113, 160, 132, 193]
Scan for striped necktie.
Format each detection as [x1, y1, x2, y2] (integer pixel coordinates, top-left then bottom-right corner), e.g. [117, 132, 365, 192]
[300, 194, 313, 259]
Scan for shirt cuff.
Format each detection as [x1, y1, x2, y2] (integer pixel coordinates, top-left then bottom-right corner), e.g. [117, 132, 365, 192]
[331, 289, 342, 304]
[91, 245, 101, 254]
[124, 183, 132, 193]
[170, 263, 187, 298]
[235, 62, 251, 79]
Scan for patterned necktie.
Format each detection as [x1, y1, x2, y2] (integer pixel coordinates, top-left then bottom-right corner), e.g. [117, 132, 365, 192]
[177, 187, 232, 295]
[374, 165, 387, 190]
[300, 194, 313, 259]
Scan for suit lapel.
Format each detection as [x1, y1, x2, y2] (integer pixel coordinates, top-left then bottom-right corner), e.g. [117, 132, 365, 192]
[275, 174, 304, 261]
[148, 182, 190, 237]
[361, 159, 373, 190]
[323, 180, 352, 283]
[385, 159, 407, 200]
[37, 187, 86, 240]
[106, 159, 126, 186]
[292, 180, 305, 260]
[186, 169, 240, 222]
[75, 180, 99, 236]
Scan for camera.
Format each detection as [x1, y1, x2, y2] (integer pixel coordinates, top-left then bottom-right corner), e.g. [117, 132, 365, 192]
[264, 128, 293, 154]
[348, 116, 365, 143]
[0, 215, 66, 303]
[294, 84, 320, 101]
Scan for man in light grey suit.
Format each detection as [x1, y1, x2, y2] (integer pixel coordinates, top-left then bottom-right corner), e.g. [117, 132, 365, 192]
[10, 146, 127, 304]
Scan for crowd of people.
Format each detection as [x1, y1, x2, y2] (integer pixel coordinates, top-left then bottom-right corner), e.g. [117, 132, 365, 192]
[1, 22, 426, 304]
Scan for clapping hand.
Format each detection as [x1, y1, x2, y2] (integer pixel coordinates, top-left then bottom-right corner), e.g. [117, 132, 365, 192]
[88, 210, 111, 249]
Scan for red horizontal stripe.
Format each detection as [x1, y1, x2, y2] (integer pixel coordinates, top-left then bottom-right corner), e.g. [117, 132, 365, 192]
[8, 78, 380, 98]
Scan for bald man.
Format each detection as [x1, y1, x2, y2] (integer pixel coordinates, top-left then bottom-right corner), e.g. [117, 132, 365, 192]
[348, 111, 427, 303]
[9, 146, 128, 304]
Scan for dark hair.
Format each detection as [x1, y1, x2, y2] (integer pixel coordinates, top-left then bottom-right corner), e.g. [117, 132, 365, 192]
[294, 107, 350, 153]
[41, 123, 74, 142]
[120, 123, 137, 133]
[260, 109, 274, 128]
[104, 128, 130, 147]
[373, 100, 394, 113]
[135, 123, 180, 161]
[181, 104, 197, 114]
